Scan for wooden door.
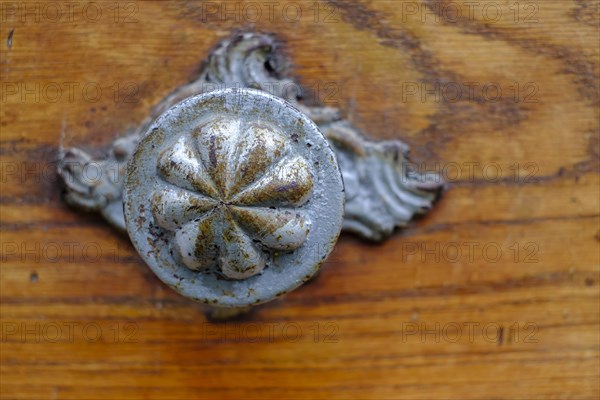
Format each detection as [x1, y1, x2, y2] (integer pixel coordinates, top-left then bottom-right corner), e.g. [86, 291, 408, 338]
[1, 1, 598, 398]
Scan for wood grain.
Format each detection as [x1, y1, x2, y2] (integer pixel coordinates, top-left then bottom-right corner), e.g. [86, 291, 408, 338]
[1, 1, 598, 399]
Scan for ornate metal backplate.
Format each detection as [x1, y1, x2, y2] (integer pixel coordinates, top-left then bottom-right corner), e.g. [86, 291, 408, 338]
[58, 31, 443, 242]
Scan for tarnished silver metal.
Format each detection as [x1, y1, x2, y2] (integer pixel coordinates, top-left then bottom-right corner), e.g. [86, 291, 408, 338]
[58, 31, 443, 242]
[123, 89, 344, 307]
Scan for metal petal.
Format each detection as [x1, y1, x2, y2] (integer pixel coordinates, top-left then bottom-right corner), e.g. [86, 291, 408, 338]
[157, 136, 219, 198]
[231, 156, 313, 207]
[174, 212, 218, 271]
[217, 208, 267, 280]
[230, 206, 310, 251]
[193, 118, 241, 197]
[225, 121, 288, 198]
[151, 187, 217, 231]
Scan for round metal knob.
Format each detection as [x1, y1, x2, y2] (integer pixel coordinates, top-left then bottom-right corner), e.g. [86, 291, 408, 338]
[123, 89, 344, 307]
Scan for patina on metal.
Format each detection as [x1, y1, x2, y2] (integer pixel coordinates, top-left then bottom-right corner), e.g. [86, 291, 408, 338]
[123, 89, 344, 307]
[58, 31, 443, 242]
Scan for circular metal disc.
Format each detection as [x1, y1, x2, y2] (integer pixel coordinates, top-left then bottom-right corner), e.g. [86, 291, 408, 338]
[123, 89, 344, 307]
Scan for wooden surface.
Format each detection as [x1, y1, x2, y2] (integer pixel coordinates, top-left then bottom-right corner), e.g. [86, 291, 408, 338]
[1, 1, 599, 398]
